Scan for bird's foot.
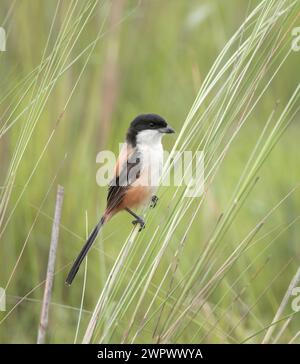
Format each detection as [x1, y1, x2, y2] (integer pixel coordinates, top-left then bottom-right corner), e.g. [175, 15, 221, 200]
[150, 195, 159, 208]
[132, 217, 145, 232]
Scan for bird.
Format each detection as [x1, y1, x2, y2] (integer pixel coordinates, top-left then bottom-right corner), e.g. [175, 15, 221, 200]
[66, 113, 175, 285]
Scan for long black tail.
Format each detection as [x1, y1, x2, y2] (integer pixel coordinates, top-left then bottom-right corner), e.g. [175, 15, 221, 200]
[65, 216, 106, 285]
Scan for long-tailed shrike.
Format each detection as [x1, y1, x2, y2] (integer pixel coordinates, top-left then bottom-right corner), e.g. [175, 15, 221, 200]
[66, 114, 175, 285]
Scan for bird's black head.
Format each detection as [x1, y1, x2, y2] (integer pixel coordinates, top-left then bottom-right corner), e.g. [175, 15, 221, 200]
[126, 114, 175, 146]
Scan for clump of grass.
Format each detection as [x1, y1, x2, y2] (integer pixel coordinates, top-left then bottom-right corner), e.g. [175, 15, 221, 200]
[81, 0, 300, 343]
[0, 0, 109, 336]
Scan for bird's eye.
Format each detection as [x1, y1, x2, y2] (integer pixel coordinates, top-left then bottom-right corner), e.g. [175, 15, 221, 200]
[149, 122, 155, 128]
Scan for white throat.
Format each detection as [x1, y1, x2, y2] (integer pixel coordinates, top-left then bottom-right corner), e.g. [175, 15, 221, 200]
[136, 129, 163, 146]
[136, 130, 164, 189]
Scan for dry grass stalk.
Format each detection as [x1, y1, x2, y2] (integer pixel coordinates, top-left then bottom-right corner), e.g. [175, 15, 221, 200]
[37, 185, 64, 344]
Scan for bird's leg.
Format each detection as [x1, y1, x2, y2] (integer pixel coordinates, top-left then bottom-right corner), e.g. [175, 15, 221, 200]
[150, 195, 158, 208]
[125, 208, 145, 232]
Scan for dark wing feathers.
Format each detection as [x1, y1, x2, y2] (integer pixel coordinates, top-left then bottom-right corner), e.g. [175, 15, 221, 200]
[106, 148, 141, 213]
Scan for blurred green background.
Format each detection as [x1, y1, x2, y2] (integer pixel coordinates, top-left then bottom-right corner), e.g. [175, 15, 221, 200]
[0, 0, 299, 343]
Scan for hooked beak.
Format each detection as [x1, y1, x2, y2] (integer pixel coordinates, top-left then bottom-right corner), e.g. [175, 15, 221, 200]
[159, 125, 175, 134]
